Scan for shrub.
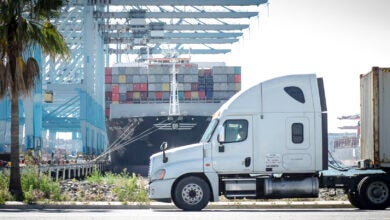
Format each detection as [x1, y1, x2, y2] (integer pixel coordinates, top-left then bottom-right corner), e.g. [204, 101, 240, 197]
[21, 166, 63, 203]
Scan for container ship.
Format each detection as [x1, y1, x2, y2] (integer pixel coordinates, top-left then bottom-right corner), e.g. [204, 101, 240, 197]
[105, 58, 241, 175]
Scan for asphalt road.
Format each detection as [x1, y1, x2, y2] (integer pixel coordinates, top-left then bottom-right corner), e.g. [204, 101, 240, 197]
[0, 208, 389, 220]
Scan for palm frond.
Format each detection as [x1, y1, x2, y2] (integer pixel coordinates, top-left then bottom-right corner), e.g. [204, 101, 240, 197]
[33, 0, 66, 19]
[22, 57, 40, 95]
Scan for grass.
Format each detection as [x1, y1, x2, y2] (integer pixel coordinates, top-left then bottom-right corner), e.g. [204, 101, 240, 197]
[0, 166, 149, 204]
[87, 167, 149, 203]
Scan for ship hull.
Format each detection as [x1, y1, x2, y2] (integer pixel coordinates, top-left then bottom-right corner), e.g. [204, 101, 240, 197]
[107, 115, 211, 175]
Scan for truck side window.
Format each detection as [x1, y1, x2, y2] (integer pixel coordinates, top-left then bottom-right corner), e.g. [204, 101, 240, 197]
[292, 123, 304, 144]
[224, 120, 248, 143]
[284, 86, 305, 103]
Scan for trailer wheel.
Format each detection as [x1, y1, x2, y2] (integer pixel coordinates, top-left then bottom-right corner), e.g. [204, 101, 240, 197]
[347, 190, 364, 209]
[172, 176, 210, 211]
[358, 176, 390, 210]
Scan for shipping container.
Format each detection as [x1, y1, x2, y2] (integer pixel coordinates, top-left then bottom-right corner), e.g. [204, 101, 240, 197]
[213, 74, 228, 83]
[126, 84, 133, 91]
[204, 69, 213, 76]
[178, 91, 184, 100]
[105, 75, 112, 84]
[120, 93, 127, 102]
[186, 75, 198, 83]
[234, 66, 241, 74]
[133, 75, 141, 83]
[112, 93, 119, 101]
[205, 89, 213, 99]
[112, 75, 119, 84]
[227, 74, 235, 83]
[105, 108, 110, 117]
[112, 85, 119, 94]
[133, 92, 140, 99]
[105, 67, 112, 76]
[112, 101, 119, 104]
[105, 84, 112, 92]
[119, 75, 126, 83]
[162, 83, 170, 91]
[184, 91, 191, 99]
[234, 74, 241, 83]
[191, 91, 199, 99]
[140, 92, 148, 100]
[235, 83, 241, 91]
[155, 92, 163, 99]
[126, 75, 133, 83]
[118, 67, 126, 75]
[105, 92, 112, 101]
[119, 84, 127, 93]
[227, 83, 235, 91]
[161, 92, 169, 100]
[191, 83, 198, 91]
[126, 91, 133, 100]
[214, 83, 228, 91]
[112, 67, 119, 75]
[177, 83, 184, 91]
[198, 91, 205, 99]
[360, 67, 390, 168]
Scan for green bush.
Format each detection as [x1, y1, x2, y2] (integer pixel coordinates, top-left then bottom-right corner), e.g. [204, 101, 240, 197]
[113, 172, 148, 203]
[21, 166, 63, 203]
[86, 166, 104, 184]
[0, 170, 12, 204]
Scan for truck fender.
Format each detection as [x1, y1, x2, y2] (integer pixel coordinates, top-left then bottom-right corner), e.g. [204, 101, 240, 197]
[205, 172, 219, 202]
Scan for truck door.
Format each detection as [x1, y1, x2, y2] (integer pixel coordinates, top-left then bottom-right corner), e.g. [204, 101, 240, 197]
[211, 116, 253, 173]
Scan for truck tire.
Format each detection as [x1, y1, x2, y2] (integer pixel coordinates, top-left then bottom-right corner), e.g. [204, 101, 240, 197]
[172, 176, 210, 211]
[358, 176, 390, 210]
[347, 190, 364, 209]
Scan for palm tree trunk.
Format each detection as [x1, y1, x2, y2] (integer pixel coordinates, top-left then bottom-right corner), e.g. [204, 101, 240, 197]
[9, 93, 23, 201]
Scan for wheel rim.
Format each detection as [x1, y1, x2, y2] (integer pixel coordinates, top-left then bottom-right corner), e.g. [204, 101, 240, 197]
[366, 181, 389, 204]
[181, 183, 204, 205]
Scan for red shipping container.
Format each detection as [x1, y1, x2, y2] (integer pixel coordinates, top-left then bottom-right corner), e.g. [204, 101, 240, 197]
[105, 108, 110, 117]
[112, 93, 119, 101]
[105, 75, 112, 84]
[199, 91, 205, 99]
[112, 85, 119, 93]
[184, 91, 191, 99]
[105, 67, 112, 76]
[140, 83, 148, 91]
[185, 64, 192, 67]
[155, 92, 163, 99]
[191, 83, 198, 91]
[140, 92, 148, 100]
[126, 91, 133, 100]
[234, 74, 241, 83]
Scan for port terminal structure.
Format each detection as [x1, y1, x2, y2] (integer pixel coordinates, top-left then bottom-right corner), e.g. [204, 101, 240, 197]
[0, 0, 268, 164]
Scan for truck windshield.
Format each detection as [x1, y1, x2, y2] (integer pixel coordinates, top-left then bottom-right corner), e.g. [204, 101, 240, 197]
[200, 119, 219, 143]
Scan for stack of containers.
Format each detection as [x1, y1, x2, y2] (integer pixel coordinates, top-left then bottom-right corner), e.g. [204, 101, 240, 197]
[212, 66, 241, 100]
[104, 64, 241, 118]
[105, 67, 112, 117]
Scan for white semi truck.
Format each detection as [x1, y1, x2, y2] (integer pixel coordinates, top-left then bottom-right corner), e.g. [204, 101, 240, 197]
[148, 68, 390, 211]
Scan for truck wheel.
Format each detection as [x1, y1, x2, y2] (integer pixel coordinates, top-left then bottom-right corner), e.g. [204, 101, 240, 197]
[358, 176, 390, 210]
[172, 176, 210, 211]
[347, 190, 363, 209]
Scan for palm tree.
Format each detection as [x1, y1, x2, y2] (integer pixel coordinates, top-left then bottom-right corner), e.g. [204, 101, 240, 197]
[0, 0, 69, 200]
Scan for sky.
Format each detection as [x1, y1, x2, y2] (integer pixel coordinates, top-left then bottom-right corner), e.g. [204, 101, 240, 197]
[195, 0, 390, 133]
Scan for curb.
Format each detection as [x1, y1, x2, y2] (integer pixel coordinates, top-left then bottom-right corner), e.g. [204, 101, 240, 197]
[0, 201, 353, 210]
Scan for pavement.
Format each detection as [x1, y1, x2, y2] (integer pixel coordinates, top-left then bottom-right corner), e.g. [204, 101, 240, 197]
[0, 201, 353, 209]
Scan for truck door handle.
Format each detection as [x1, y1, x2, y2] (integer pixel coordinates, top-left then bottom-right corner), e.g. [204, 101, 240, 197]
[245, 157, 251, 167]
[219, 144, 225, 152]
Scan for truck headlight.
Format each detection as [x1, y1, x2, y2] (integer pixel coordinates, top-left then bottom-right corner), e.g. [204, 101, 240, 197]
[151, 169, 166, 181]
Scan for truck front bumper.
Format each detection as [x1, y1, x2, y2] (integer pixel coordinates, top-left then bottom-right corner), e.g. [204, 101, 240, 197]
[148, 178, 175, 201]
